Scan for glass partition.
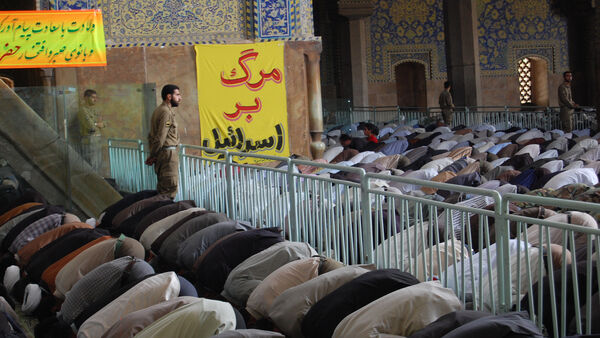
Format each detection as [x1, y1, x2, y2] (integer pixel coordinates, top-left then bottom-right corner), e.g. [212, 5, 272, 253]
[1, 83, 156, 216]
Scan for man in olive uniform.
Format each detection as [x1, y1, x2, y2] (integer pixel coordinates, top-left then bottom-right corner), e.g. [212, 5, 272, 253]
[145, 84, 182, 199]
[438, 81, 455, 126]
[78, 89, 105, 172]
[558, 71, 578, 133]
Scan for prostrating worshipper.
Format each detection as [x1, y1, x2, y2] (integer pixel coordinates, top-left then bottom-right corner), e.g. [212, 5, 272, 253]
[76, 271, 181, 338]
[409, 311, 543, 338]
[301, 269, 420, 338]
[8, 212, 79, 254]
[132, 298, 237, 338]
[139, 207, 206, 250]
[193, 227, 284, 294]
[16, 222, 93, 267]
[1, 205, 65, 249]
[445, 239, 571, 312]
[246, 257, 320, 320]
[101, 296, 200, 338]
[522, 261, 598, 337]
[110, 194, 173, 230]
[332, 281, 461, 338]
[177, 220, 252, 271]
[268, 265, 371, 338]
[133, 200, 196, 239]
[152, 211, 231, 265]
[98, 190, 158, 228]
[221, 241, 316, 307]
[53, 235, 145, 299]
[58, 256, 154, 325]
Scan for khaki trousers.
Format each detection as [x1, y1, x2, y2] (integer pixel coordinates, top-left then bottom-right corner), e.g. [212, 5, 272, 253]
[155, 148, 179, 199]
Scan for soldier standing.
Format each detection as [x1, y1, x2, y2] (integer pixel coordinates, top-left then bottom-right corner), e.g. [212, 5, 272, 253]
[438, 81, 455, 126]
[78, 89, 105, 172]
[145, 84, 182, 199]
[558, 71, 578, 133]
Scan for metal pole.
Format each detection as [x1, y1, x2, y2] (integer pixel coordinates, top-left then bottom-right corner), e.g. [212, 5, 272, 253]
[360, 170, 373, 264]
[225, 151, 235, 219]
[287, 160, 298, 242]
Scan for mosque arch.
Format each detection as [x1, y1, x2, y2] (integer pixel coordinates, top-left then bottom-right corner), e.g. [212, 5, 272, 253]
[394, 61, 428, 108]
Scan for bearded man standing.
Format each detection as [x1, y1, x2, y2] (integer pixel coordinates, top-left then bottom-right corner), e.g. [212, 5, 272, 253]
[146, 84, 182, 199]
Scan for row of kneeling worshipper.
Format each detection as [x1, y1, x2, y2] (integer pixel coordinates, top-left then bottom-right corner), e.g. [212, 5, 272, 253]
[290, 123, 600, 252]
[313, 123, 600, 201]
[0, 190, 596, 337]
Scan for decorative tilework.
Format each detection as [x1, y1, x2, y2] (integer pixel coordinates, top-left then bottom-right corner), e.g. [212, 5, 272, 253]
[512, 41, 557, 73]
[297, 0, 315, 37]
[48, 0, 94, 10]
[477, 0, 569, 75]
[367, 0, 570, 81]
[257, 0, 292, 39]
[246, 0, 255, 40]
[367, 0, 446, 82]
[384, 46, 436, 80]
[97, 0, 248, 46]
[48, 0, 316, 44]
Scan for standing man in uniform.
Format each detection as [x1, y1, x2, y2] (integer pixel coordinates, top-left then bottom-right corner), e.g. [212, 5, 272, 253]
[558, 71, 578, 133]
[438, 81, 455, 126]
[145, 84, 181, 199]
[78, 89, 105, 173]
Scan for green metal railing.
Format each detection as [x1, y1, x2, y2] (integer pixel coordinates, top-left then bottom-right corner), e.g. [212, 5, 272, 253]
[108, 138, 600, 337]
[324, 105, 597, 131]
[501, 193, 600, 337]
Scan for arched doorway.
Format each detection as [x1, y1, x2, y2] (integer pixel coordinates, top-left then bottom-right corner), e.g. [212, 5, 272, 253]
[518, 57, 549, 107]
[395, 62, 427, 108]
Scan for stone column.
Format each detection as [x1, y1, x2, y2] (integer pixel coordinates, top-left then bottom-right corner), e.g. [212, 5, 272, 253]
[593, 5, 600, 127]
[443, 0, 482, 107]
[339, 0, 374, 107]
[305, 50, 326, 159]
[593, 5, 600, 109]
[531, 59, 549, 107]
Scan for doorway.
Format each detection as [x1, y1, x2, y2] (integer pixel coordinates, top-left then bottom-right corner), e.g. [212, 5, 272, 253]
[395, 62, 428, 108]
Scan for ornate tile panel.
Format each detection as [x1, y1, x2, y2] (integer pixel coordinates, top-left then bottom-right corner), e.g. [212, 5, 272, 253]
[367, 0, 446, 81]
[477, 0, 569, 75]
[48, 0, 94, 10]
[46, 0, 317, 44]
[257, 0, 292, 39]
[367, 0, 570, 81]
[97, 0, 248, 46]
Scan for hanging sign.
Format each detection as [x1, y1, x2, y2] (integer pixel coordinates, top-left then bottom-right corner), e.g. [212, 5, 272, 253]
[195, 42, 289, 163]
[0, 10, 106, 68]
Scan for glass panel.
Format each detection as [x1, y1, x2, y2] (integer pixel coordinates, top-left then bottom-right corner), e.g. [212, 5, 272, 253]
[2, 84, 156, 218]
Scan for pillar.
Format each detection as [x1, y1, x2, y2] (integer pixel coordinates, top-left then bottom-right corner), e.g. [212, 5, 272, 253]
[443, 0, 482, 107]
[305, 50, 326, 159]
[339, 0, 374, 107]
[593, 5, 600, 111]
[531, 58, 549, 107]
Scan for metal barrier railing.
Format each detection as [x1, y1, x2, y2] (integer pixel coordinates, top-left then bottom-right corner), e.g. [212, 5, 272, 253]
[325, 106, 597, 131]
[107, 139, 147, 193]
[179, 145, 229, 214]
[365, 172, 503, 313]
[108, 138, 600, 336]
[501, 193, 600, 337]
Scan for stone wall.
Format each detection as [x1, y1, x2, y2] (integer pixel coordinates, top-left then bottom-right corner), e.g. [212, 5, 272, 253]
[56, 41, 316, 158]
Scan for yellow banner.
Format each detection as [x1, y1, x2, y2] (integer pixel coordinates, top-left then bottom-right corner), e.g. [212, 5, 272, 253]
[195, 42, 289, 163]
[0, 10, 106, 68]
